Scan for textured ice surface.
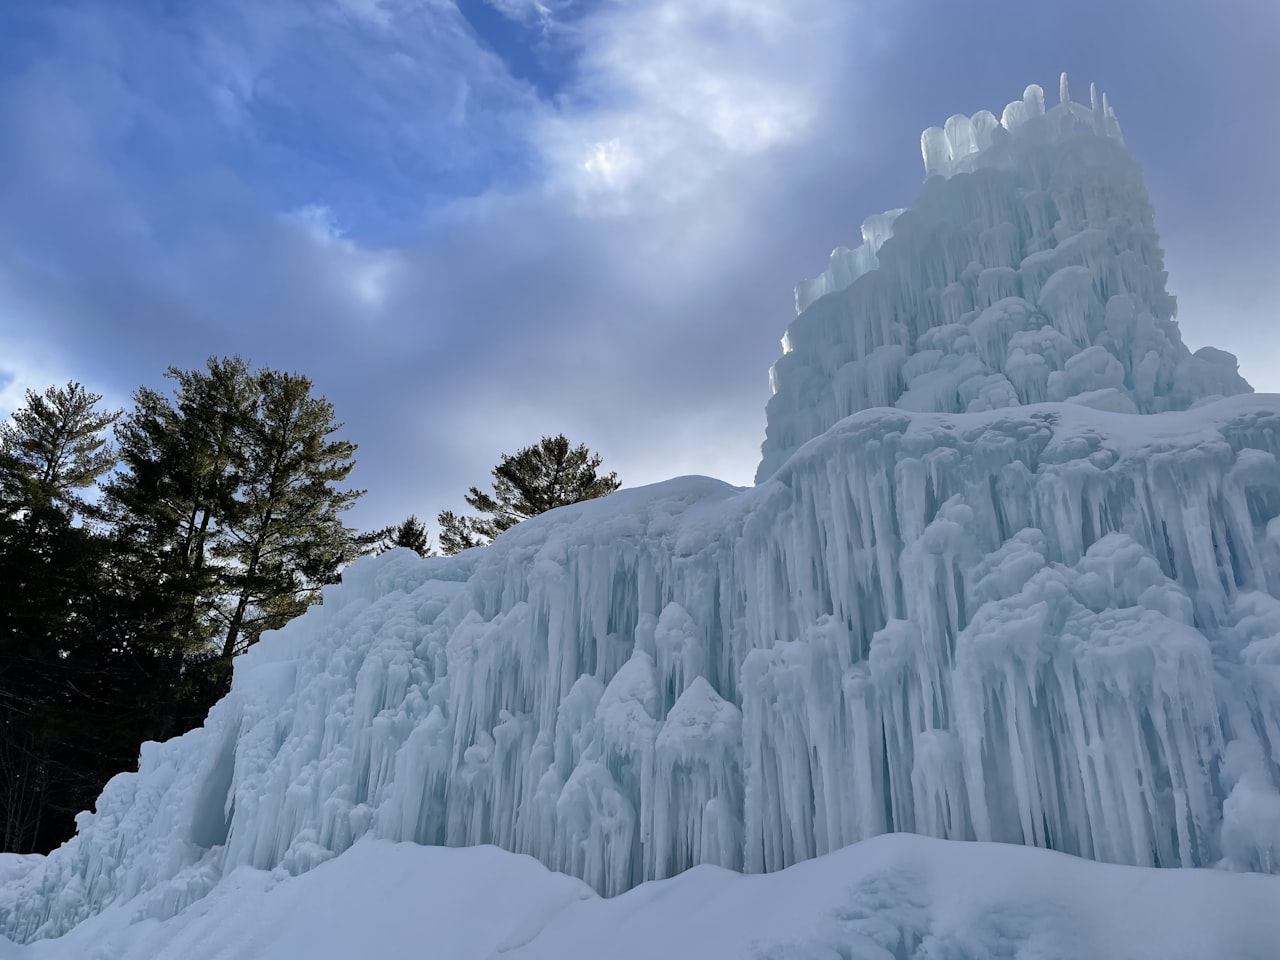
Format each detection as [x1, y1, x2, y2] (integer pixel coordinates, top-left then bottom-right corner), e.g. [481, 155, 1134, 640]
[5, 398, 1280, 942]
[3, 76, 1280, 946]
[763, 72, 1247, 483]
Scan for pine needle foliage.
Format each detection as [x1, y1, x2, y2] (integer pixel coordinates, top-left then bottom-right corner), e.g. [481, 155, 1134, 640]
[378, 514, 434, 556]
[438, 434, 619, 555]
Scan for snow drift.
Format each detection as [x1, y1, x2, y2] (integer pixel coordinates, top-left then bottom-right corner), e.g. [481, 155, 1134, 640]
[6, 834, 1280, 960]
[3, 74, 1280, 949]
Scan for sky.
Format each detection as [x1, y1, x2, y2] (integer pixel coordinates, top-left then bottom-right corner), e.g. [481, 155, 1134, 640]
[1, 0, 1277, 537]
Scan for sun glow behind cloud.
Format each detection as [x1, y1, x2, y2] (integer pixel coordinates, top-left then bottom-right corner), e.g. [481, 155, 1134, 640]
[531, 0, 839, 209]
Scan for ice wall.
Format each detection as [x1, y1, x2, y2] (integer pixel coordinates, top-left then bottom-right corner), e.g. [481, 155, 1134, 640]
[6, 396, 1280, 942]
[4, 76, 1280, 945]
[760, 72, 1248, 483]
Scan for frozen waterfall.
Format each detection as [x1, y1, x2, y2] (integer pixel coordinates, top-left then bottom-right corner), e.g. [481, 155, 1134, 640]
[3, 75, 1280, 945]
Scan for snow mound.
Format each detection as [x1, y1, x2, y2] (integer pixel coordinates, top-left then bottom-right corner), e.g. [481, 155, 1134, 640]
[4, 834, 1280, 960]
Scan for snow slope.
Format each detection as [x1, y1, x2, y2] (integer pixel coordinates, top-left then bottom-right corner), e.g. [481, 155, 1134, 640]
[4, 833, 1279, 960]
[3, 74, 1280, 953]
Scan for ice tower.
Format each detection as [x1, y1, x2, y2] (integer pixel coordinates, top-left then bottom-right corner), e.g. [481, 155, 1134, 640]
[3, 75, 1280, 945]
[760, 75, 1250, 481]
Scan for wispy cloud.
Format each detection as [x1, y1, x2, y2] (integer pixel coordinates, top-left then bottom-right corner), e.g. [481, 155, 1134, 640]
[482, 0, 563, 30]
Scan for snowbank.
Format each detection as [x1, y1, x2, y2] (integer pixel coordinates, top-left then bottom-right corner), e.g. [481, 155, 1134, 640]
[4, 833, 1278, 960]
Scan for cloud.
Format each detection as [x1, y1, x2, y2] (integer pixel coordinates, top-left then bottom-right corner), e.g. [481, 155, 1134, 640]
[0, 334, 77, 422]
[482, 0, 562, 29]
[1, 0, 1277, 541]
[531, 0, 852, 207]
[280, 205, 405, 307]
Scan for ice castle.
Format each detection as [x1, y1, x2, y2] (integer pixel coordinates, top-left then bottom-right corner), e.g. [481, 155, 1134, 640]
[3, 74, 1279, 944]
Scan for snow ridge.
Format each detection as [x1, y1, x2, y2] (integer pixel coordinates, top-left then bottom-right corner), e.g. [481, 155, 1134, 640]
[3, 77, 1280, 945]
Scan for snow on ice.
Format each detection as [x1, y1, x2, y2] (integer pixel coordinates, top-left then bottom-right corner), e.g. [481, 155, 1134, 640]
[3, 74, 1280, 956]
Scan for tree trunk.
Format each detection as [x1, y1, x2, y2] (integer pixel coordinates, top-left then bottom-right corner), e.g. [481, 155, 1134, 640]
[220, 590, 251, 662]
[220, 513, 270, 662]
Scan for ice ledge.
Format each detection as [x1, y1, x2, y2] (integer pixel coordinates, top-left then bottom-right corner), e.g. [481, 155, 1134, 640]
[921, 72, 1124, 180]
[770, 392, 1280, 481]
[792, 209, 906, 316]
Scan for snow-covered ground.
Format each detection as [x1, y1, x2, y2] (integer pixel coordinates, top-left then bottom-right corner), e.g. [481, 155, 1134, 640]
[3, 833, 1278, 960]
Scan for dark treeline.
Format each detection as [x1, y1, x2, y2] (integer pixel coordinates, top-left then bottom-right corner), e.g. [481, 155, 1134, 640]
[0, 363, 622, 855]
[0, 359, 382, 854]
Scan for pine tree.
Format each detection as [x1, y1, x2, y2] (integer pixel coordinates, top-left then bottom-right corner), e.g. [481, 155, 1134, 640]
[438, 434, 619, 555]
[215, 368, 378, 660]
[436, 509, 487, 556]
[104, 357, 255, 655]
[0, 364, 379, 852]
[0, 505, 104, 851]
[0, 495, 195, 853]
[0, 384, 151, 852]
[378, 514, 434, 556]
[104, 357, 377, 668]
[0, 381, 121, 517]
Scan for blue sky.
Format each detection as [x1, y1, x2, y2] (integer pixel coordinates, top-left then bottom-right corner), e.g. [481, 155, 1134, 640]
[2, 0, 1278, 536]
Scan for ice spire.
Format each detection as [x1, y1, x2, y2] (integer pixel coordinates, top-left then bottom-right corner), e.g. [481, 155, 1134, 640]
[764, 75, 1246, 481]
[826, 74, 1130, 316]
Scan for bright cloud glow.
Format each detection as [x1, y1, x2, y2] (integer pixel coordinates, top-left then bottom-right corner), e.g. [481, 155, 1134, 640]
[580, 138, 636, 190]
[536, 0, 845, 206]
[483, 0, 560, 28]
[286, 204, 347, 245]
[281, 205, 403, 308]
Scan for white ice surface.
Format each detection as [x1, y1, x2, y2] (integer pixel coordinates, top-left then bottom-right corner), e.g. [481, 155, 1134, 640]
[3, 833, 1278, 960]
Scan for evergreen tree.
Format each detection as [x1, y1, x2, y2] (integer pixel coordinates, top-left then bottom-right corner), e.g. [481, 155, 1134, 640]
[0, 498, 194, 853]
[0, 381, 121, 516]
[436, 509, 486, 556]
[438, 434, 619, 555]
[0, 505, 99, 851]
[214, 368, 378, 660]
[378, 514, 434, 556]
[104, 357, 377, 669]
[104, 357, 255, 655]
[0, 385, 152, 852]
[0, 364, 378, 852]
